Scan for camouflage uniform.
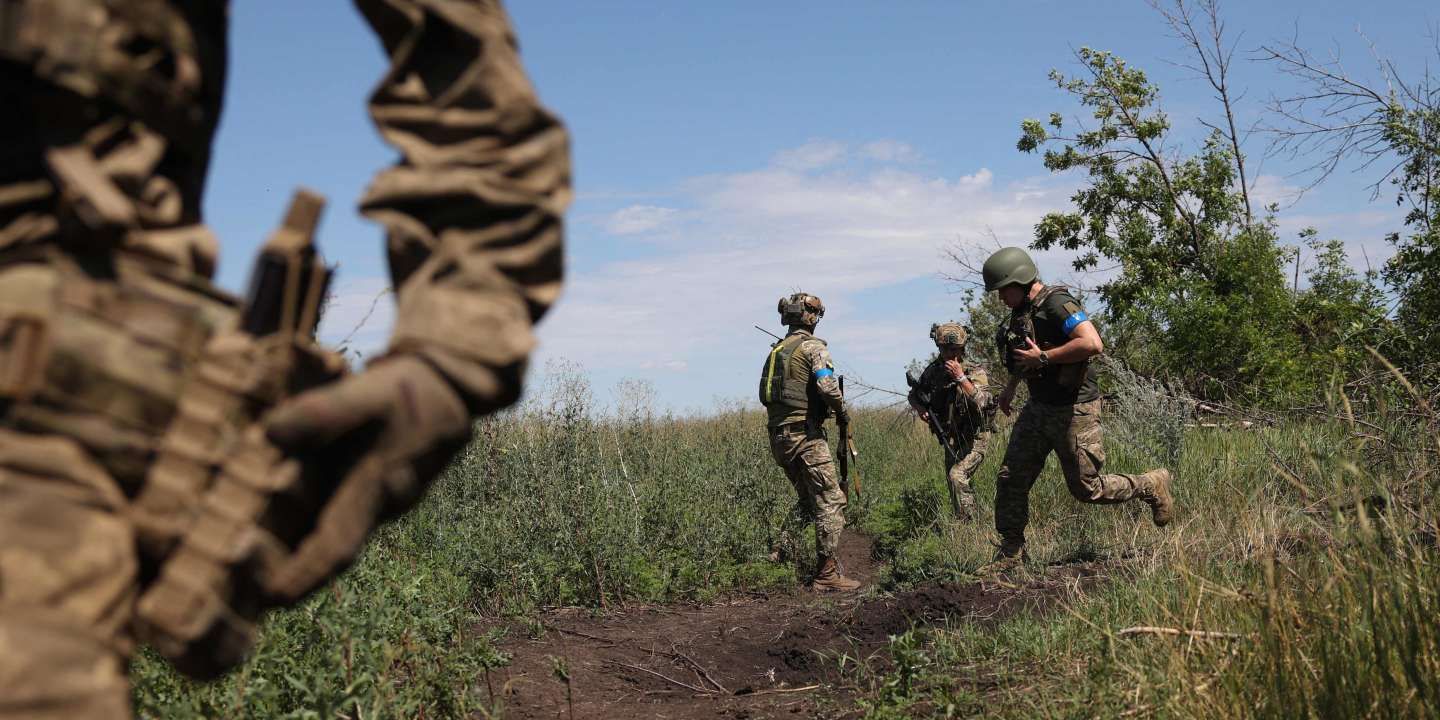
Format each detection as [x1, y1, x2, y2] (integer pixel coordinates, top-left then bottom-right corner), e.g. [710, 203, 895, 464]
[908, 358, 993, 517]
[761, 329, 848, 564]
[0, 1, 568, 716]
[993, 287, 1169, 554]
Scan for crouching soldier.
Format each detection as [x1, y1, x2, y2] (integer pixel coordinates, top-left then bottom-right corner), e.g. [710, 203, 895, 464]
[759, 293, 862, 592]
[907, 323, 994, 520]
[983, 248, 1175, 562]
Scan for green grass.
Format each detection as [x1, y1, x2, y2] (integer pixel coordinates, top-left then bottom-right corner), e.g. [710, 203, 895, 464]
[842, 374, 1440, 719]
[131, 363, 1439, 718]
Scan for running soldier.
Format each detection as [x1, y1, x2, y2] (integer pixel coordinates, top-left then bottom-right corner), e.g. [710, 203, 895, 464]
[982, 248, 1174, 562]
[759, 293, 862, 592]
[0, 2, 569, 716]
[907, 322, 994, 520]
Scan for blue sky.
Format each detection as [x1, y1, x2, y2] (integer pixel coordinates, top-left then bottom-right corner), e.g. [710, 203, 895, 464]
[207, 1, 1437, 411]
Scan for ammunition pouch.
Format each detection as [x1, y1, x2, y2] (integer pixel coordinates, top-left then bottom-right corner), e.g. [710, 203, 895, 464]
[0, 251, 238, 484]
[0, 190, 361, 679]
[132, 189, 350, 678]
[135, 329, 345, 678]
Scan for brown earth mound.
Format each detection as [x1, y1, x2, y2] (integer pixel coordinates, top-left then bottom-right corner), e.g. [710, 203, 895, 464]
[481, 535, 1103, 719]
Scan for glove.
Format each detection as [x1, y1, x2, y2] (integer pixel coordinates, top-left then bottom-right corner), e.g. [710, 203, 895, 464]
[835, 407, 851, 427]
[259, 354, 472, 602]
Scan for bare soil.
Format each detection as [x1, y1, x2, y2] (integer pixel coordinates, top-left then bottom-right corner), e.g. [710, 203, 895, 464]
[480, 533, 1103, 719]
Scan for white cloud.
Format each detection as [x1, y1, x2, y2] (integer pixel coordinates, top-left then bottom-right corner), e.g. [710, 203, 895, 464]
[537, 140, 1077, 378]
[639, 359, 689, 372]
[311, 141, 1403, 411]
[859, 140, 922, 164]
[605, 204, 680, 235]
[771, 139, 848, 170]
[1249, 173, 1304, 210]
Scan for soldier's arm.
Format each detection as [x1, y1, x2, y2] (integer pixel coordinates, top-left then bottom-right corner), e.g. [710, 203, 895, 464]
[997, 373, 1022, 415]
[965, 367, 994, 411]
[805, 340, 845, 414]
[258, 0, 569, 604]
[1013, 294, 1103, 369]
[355, 0, 570, 412]
[1043, 319, 1103, 362]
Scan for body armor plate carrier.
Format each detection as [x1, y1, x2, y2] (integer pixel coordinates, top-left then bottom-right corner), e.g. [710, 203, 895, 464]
[996, 285, 1089, 390]
[759, 333, 825, 413]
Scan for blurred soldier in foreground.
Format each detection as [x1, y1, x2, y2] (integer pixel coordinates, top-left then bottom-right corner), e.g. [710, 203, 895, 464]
[0, 1, 569, 716]
[983, 248, 1173, 563]
[758, 293, 861, 592]
[906, 323, 994, 520]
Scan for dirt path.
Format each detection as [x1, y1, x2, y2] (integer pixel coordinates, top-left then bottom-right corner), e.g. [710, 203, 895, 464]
[481, 534, 1102, 719]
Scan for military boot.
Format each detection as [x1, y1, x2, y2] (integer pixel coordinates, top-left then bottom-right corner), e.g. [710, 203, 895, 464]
[979, 539, 1027, 574]
[810, 556, 862, 592]
[1140, 469, 1175, 527]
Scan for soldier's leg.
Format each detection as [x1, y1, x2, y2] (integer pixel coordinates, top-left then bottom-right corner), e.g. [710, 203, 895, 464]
[774, 462, 816, 560]
[796, 436, 847, 562]
[1052, 400, 1147, 505]
[942, 444, 963, 516]
[947, 432, 988, 519]
[795, 436, 860, 590]
[994, 405, 1052, 556]
[769, 429, 815, 562]
[0, 431, 137, 720]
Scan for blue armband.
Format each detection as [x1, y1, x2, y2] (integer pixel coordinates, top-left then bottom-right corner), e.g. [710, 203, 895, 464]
[1062, 310, 1088, 335]
[813, 368, 834, 379]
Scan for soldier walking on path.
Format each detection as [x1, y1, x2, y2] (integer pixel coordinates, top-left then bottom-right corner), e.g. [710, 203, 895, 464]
[983, 248, 1174, 563]
[907, 323, 995, 520]
[0, 1, 569, 716]
[759, 293, 862, 592]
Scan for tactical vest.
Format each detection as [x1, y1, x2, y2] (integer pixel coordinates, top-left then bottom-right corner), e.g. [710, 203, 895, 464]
[0, 191, 346, 678]
[758, 332, 823, 413]
[996, 285, 1088, 390]
[918, 361, 991, 437]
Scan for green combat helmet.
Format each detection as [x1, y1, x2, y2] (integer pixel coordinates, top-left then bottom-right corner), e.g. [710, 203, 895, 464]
[982, 247, 1039, 291]
[778, 292, 825, 327]
[930, 322, 967, 347]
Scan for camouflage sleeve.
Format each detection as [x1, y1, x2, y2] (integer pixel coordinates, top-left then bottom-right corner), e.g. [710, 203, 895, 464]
[803, 339, 845, 412]
[966, 366, 993, 412]
[354, 0, 571, 411]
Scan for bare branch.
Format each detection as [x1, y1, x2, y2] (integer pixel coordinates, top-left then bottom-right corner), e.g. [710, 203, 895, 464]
[1150, 0, 1254, 227]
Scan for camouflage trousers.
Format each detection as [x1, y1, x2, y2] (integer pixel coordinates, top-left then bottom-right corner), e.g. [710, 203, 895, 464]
[769, 424, 847, 561]
[943, 430, 990, 518]
[0, 429, 135, 719]
[994, 400, 1153, 548]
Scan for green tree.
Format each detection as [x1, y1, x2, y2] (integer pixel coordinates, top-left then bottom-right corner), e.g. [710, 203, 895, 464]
[1263, 35, 1439, 379]
[960, 287, 1009, 379]
[1016, 46, 1302, 400]
[1292, 229, 1391, 373]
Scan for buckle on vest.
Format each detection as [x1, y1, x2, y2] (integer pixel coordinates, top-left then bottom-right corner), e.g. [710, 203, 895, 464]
[0, 311, 49, 401]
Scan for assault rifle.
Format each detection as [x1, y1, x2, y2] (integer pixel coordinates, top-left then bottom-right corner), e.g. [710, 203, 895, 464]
[905, 368, 966, 515]
[837, 375, 862, 501]
[135, 189, 348, 677]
